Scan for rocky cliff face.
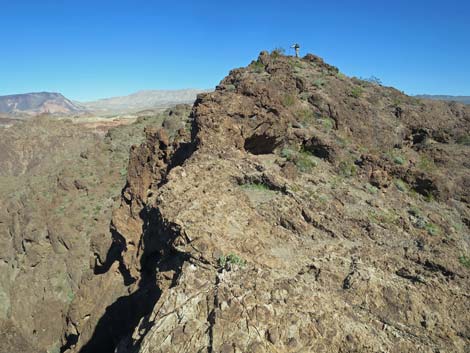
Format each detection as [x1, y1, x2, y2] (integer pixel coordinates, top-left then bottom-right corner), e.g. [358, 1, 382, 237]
[59, 52, 470, 353]
[0, 106, 192, 353]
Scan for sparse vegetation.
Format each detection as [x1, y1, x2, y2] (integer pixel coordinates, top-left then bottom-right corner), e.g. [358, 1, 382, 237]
[458, 255, 470, 269]
[240, 181, 272, 192]
[218, 253, 246, 269]
[313, 78, 325, 88]
[408, 208, 439, 235]
[393, 155, 405, 165]
[250, 60, 265, 73]
[363, 76, 382, 85]
[424, 222, 440, 236]
[456, 134, 470, 146]
[418, 156, 436, 172]
[394, 179, 408, 192]
[338, 160, 357, 177]
[282, 94, 296, 107]
[366, 183, 379, 194]
[296, 150, 318, 172]
[297, 108, 315, 124]
[350, 86, 363, 98]
[271, 47, 285, 58]
[320, 117, 335, 132]
[281, 147, 317, 173]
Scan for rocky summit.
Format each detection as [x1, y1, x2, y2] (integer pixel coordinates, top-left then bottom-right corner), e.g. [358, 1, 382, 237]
[1, 51, 470, 353]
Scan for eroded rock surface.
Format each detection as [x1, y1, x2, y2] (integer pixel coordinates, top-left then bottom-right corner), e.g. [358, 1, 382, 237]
[62, 52, 469, 353]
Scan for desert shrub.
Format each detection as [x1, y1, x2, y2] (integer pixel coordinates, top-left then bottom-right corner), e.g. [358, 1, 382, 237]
[321, 117, 335, 132]
[394, 179, 408, 192]
[218, 253, 246, 268]
[458, 255, 470, 269]
[366, 183, 379, 194]
[313, 78, 325, 88]
[280, 147, 296, 160]
[297, 108, 315, 124]
[424, 223, 440, 236]
[296, 151, 317, 172]
[338, 161, 357, 177]
[281, 147, 317, 173]
[363, 76, 382, 85]
[250, 60, 265, 73]
[271, 47, 285, 58]
[350, 86, 363, 98]
[240, 182, 271, 192]
[393, 156, 405, 165]
[418, 156, 436, 172]
[299, 92, 311, 101]
[282, 94, 296, 107]
[456, 135, 470, 146]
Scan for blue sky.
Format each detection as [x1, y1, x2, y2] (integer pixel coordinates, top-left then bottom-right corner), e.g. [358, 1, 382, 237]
[0, 0, 469, 101]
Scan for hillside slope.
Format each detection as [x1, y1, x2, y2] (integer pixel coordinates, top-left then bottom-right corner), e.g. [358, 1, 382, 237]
[59, 52, 470, 353]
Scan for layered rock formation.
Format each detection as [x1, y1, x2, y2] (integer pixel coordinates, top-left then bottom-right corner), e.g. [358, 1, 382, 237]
[60, 52, 470, 353]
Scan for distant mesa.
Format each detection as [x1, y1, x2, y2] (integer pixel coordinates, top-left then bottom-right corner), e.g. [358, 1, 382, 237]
[0, 89, 211, 119]
[0, 92, 86, 116]
[81, 89, 211, 114]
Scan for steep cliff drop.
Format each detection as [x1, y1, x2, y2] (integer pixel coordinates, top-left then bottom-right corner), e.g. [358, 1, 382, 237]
[62, 52, 470, 353]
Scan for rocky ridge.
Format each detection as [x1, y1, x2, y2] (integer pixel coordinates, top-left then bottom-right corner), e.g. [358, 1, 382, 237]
[61, 51, 470, 353]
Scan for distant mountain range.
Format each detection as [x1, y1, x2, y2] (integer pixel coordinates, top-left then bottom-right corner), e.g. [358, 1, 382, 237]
[0, 89, 210, 118]
[81, 89, 210, 114]
[415, 95, 470, 105]
[0, 92, 84, 116]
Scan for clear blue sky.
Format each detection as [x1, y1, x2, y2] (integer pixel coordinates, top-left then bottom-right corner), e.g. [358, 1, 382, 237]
[0, 0, 469, 101]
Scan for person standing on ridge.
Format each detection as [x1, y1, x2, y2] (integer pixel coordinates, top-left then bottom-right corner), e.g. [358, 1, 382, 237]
[291, 43, 300, 57]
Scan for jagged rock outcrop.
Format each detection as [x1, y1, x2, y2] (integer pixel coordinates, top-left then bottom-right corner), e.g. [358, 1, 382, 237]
[62, 52, 470, 352]
[0, 107, 192, 353]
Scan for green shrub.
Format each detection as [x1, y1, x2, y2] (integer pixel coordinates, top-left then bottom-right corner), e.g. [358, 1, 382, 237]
[280, 148, 297, 160]
[418, 156, 436, 172]
[282, 94, 296, 107]
[394, 179, 408, 192]
[297, 108, 315, 124]
[281, 147, 317, 173]
[393, 156, 405, 165]
[350, 86, 363, 98]
[456, 135, 470, 146]
[458, 255, 470, 269]
[299, 92, 311, 101]
[240, 182, 271, 192]
[366, 183, 379, 194]
[296, 151, 317, 173]
[424, 223, 440, 236]
[321, 117, 335, 132]
[218, 253, 246, 268]
[338, 161, 357, 177]
[250, 60, 265, 73]
[313, 78, 325, 88]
